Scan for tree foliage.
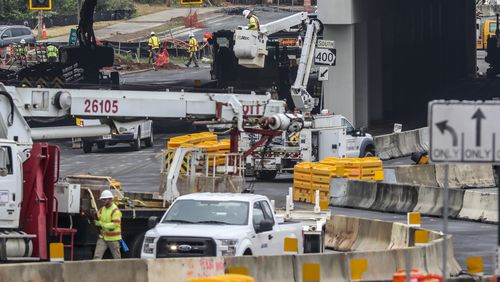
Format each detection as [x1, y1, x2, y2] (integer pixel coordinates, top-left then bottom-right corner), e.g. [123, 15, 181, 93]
[0, 0, 135, 21]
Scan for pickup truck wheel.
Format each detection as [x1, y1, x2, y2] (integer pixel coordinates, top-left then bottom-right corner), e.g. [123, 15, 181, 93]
[144, 133, 153, 148]
[243, 249, 252, 256]
[255, 170, 277, 181]
[83, 142, 92, 154]
[131, 129, 141, 151]
[97, 142, 105, 150]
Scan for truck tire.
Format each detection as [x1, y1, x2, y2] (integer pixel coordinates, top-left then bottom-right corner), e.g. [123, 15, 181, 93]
[255, 170, 277, 181]
[243, 249, 252, 256]
[132, 128, 141, 151]
[97, 142, 105, 150]
[129, 232, 146, 258]
[83, 142, 92, 154]
[144, 132, 153, 148]
[362, 150, 374, 157]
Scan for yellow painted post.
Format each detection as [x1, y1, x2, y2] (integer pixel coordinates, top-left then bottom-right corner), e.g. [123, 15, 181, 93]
[466, 256, 483, 274]
[407, 212, 421, 227]
[303, 263, 320, 282]
[49, 242, 64, 262]
[350, 258, 368, 281]
[414, 230, 430, 245]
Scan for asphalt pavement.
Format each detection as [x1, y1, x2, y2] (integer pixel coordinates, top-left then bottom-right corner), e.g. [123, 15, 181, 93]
[55, 132, 498, 275]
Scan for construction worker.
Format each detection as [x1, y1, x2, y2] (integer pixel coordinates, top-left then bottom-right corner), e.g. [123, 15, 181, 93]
[46, 44, 59, 63]
[185, 33, 199, 68]
[148, 31, 160, 64]
[243, 9, 260, 31]
[93, 190, 122, 259]
[15, 39, 28, 66]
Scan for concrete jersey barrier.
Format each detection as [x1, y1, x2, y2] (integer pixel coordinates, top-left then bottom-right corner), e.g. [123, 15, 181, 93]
[384, 164, 495, 189]
[374, 127, 429, 160]
[331, 179, 497, 223]
[0, 215, 462, 282]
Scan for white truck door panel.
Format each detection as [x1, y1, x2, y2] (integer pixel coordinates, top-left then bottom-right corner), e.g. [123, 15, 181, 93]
[318, 129, 341, 159]
[252, 201, 274, 255]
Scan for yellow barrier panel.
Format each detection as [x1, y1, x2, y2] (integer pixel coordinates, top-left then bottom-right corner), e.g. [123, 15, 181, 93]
[227, 267, 249, 276]
[414, 230, 430, 244]
[302, 263, 320, 282]
[188, 274, 254, 282]
[284, 237, 298, 253]
[407, 212, 421, 226]
[49, 242, 64, 262]
[350, 258, 368, 281]
[320, 199, 329, 210]
[466, 256, 483, 274]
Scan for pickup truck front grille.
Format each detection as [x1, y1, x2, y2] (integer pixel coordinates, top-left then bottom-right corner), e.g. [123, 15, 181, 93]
[156, 237, 216, 258]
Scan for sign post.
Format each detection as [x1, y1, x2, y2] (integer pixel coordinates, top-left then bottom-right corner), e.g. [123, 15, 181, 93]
[429, 100, 500, 279]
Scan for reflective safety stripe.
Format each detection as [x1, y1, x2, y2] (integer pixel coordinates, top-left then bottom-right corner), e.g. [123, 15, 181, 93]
[103, 231, 122, 236]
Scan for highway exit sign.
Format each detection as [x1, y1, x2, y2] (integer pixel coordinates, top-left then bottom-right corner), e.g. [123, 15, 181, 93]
[429, 100, 500, 163]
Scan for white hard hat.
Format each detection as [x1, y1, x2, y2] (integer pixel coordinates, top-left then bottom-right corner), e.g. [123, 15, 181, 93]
[189, 32, 194, 37]
[99, 190, 114, 200]
[242, 9, 251, 17]
[20, 39, 26, 44]
[150, 31, 155, 36]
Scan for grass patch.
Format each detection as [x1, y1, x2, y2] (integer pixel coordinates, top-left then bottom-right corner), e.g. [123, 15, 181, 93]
[134, 3, 172, 17]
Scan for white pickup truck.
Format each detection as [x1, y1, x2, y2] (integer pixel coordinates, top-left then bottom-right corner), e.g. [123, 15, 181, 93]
[141, 193, 308, 258]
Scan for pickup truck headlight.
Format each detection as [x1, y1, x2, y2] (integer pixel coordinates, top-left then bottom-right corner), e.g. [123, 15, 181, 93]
[219, 239, 238, 256]
[143, 237, 156, 254]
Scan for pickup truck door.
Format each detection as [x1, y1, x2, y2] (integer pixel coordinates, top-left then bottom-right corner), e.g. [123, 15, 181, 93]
[341, 118, 360, 158]
[252, 201, 276, 255]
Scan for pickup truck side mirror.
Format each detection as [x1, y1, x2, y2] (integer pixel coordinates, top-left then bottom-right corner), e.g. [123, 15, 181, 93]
[148, 216, 159, 229]
[0, 148, 8, 177]
[256, 219, 274, 233]
[359, 127, 366, 136]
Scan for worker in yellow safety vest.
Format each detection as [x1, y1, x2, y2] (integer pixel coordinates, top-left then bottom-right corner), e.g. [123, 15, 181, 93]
[46, 44, 59, 63]
[148, 31, 160, 64]
[185, 33, 199, 68]
[93, 190, 122, 259]
[243, 9, 260, 31]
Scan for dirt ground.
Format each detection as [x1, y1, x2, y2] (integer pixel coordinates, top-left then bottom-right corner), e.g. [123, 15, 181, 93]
[114, 55, 181, 71]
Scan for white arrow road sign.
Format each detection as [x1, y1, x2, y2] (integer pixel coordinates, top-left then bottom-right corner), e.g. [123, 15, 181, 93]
[429, 100, 500, 163]
[318, 67, 329, 81]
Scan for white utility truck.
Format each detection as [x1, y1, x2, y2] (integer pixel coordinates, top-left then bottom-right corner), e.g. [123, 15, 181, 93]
[141, 192, 326, 258]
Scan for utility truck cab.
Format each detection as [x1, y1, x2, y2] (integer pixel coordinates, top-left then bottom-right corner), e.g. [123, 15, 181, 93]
[141, 193, 308, 258]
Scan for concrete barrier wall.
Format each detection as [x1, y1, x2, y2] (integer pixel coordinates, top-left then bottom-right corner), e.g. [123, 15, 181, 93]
[351, 218, 393, 251]
[324, 215, 359, 251]
[370, 182, 418, 213]
[333, 179, 497, 223]
[374, 127, 429, 160]
[385, 164, 495, 189]
[224, 255, 295, 282]
[435, 164, 495, 188]
[414, 186, 465, 218]
[0, 215, 462, 282]
[330, 180, 377, 209]
[0, 262, 64, 282]
[458, 191, 499, 223]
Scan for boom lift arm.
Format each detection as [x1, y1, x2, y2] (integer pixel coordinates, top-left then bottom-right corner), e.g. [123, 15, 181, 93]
[233, 12, 323, 112]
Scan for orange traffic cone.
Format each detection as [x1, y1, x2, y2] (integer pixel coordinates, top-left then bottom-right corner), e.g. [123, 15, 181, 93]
[42, 24, 47, 40]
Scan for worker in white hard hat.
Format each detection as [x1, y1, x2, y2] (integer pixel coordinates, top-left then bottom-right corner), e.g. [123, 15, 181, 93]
[148, 31, 160, 64]
[242, 9, 260, 31]
[185, 32, 199, 68]
[15, 39, 28, 66]
[93, 190, 122, 259]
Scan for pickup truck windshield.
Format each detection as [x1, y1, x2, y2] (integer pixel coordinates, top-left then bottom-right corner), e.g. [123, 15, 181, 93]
[163, 200, 249, 225]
